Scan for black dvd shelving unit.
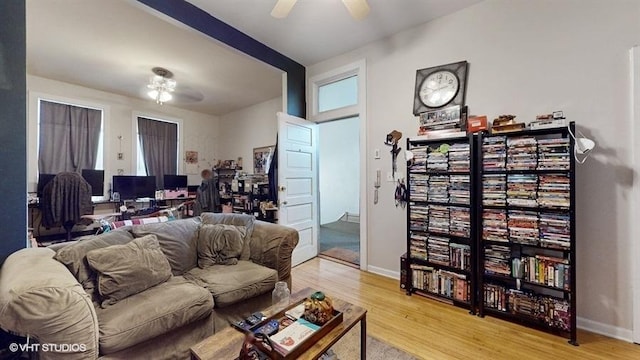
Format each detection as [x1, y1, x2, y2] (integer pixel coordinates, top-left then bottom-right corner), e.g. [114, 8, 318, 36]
[404, 122, 577, 345]
[405, 134, 477, 314]
[477, 122, 577, 345]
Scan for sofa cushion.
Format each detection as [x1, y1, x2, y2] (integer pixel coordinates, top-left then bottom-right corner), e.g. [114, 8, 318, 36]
[131, 217, 201, 275]
[86, 235, 172, 307]
[54, 229, 134, 301]
[185, 260, 277, 308]
[200, 213, 254, 260]
[95, 276, 213, 354]
[197, 224, 246, 267]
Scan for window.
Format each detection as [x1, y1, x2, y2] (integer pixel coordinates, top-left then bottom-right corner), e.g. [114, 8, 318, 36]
[37, 99, 104, 174]
[136, 116, 179, 189]
[318, 75, 358, 113]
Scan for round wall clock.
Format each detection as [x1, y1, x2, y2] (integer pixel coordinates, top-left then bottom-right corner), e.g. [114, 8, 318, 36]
[413, 61, 468, 115]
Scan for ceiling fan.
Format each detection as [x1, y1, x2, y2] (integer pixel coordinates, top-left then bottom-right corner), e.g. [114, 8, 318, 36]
[271, 0, 370, 20]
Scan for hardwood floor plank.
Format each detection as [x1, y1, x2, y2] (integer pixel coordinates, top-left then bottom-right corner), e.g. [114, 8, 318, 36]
[291, 258, 640, 360]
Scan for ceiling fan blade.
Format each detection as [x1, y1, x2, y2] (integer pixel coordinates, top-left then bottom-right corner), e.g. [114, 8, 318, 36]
[271, 0, 298, 19]
[342, 0, 370, 20]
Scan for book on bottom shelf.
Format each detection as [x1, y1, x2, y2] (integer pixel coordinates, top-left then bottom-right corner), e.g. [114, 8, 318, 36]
[270, 318, 320, 355]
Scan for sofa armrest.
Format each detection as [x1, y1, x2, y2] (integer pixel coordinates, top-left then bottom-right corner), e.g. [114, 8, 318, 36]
[249, 221, 299, 285]
[0, 248, 99, 360]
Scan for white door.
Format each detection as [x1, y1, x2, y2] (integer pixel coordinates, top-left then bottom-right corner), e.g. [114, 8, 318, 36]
[277, 112, 318, 266]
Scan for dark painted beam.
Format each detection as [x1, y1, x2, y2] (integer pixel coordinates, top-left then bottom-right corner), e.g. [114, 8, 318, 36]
[137, 0, 306, 118]
[0, 0, 27, 263]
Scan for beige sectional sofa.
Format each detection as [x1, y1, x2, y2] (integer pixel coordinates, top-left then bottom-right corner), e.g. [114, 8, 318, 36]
[0, 213, 299, 359]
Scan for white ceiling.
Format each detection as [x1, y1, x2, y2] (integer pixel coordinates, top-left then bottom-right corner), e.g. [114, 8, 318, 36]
[26, 0, 483, 117]
[26, 0, 284, 116]
[187, 0, 484, 65]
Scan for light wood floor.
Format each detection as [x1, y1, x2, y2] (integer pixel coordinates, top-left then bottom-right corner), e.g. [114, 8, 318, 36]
[291, 258, 640, 360]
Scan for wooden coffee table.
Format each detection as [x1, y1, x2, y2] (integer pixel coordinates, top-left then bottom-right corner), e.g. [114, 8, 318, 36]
[191, 287, 367, 360]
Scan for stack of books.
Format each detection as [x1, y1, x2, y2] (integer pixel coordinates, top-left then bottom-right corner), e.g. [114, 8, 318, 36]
[450, 207, 471, 238]
[428, 205, 449, 234]
[409, 204, 428, 232]
[409, 173, 429, 202]
[482, 209, 508, 242]
[520, 255, 570, 290]
[450, 243, 471, 271]
[482, 174, 506, 206]
[448, 143, 470, 172]
[427, 235, 450, 266]
[427, 148, 448, 171]
[506, 174, 538, 207]
[484, 244, 511, 276]
[409, 232, 428, 260]
[484, 283, 508, 311]
[449, 175, 470, 205]
[537, 175, 570, 209]
[428, 175, 449, 203]
[537, 138, 570, 170]
[539, 212, 571, 249]
[507, 210, 539, 245]
[483, 136, 506, 171]
[507, 136, 538, 170]
[410, 146, 428, 172]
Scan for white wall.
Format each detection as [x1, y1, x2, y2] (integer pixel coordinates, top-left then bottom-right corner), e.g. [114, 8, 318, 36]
[218, 97, 282, 173]
[307, 0, 640, 335]
[27, 75, 220, 193]
[319, 117, 360, 224]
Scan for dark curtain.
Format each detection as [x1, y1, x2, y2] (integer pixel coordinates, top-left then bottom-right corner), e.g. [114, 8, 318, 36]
[137, 117, 177, 189]
[38, 100, 102, 174]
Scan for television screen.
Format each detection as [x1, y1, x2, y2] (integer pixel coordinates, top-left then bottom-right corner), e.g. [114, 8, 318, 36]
[163, 175, 187, 190]
[37, 173, 56, 198]
[112, 176, 157, 200]
[82, 169, 104, 196]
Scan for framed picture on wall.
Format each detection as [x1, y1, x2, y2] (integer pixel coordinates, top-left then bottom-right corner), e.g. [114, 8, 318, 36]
[253, 145, 274, 174]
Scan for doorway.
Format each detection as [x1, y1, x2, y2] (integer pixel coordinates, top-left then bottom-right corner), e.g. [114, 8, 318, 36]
[318, 117, 360, 266]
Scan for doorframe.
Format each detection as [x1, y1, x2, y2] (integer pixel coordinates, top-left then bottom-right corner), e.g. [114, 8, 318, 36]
[631, 46, 640, 344]
[308, 59, 368, 270]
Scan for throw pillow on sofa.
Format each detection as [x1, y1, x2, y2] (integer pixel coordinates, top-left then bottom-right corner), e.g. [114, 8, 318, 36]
[197, 224, 246, 267]
[53, 229, 134, 302]
[86, 234, 172, 308]
[200, 213, 254, 260]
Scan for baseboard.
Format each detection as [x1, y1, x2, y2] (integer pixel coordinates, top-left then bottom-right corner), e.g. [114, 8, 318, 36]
[577, 317, 634, 343]
[367, 265, 400, 280]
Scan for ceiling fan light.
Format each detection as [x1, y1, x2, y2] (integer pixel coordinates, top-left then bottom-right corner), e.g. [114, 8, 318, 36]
[159, 91, 172, 103]
[147, 89, 159, 100]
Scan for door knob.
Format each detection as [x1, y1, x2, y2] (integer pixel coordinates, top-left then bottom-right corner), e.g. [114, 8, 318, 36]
[282, 201, 288, 205]
[279, 186, 286, 191]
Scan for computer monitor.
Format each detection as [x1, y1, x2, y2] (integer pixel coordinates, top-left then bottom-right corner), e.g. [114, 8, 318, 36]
[112, 176, 137, 200]
[112, 175, 157, 200]
[37, 173, 56, 198]
[82, 169, 104, 196]
[163, 175, 187, 190]
[136, 176, 157, 198]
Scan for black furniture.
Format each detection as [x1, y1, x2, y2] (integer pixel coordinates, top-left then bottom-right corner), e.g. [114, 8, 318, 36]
[405, 122, 577, 344]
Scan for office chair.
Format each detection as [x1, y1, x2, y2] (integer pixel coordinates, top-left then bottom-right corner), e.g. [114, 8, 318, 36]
[41, 172, 93, 241]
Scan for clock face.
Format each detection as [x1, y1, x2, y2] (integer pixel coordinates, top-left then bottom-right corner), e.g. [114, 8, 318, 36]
[419, 70, 459, 108]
